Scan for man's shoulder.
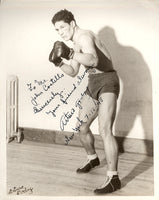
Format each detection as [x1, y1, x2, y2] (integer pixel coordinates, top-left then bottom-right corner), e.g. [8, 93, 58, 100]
[79, 29, 94, 37]
[78, 29, 95, 43]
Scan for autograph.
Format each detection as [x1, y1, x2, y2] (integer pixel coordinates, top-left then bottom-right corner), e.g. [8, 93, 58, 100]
[26, 68, 103, 145]
[8, 186, 33, 195]
[60, 108, 76, 131]
[27, 69, 88, 116]
[27, 73, 64, 92]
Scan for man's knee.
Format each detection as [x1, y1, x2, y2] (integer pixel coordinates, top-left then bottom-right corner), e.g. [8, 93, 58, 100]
[78, 125, 91, 143]
[79, 125, 90, 134]
[74, 120, 89, 134]
[99, 122, 112, 138]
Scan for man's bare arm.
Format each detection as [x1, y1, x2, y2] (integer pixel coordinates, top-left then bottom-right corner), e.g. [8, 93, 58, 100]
[73, 34, 98, 67]
[60, 59, 80, 77]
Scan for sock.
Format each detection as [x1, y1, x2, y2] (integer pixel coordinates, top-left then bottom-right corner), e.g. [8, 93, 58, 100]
[107, 171, 118, 177]
[87, 153, 98, 161]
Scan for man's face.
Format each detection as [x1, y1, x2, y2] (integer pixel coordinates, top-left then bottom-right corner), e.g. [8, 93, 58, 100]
[54, 20, 74, 41]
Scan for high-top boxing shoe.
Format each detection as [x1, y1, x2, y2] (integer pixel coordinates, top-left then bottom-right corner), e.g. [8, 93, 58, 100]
[76, 157, 100, 173]
[94, 175, 121, 194]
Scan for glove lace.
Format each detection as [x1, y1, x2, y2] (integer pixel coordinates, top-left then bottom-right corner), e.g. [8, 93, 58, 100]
[69, 48, 74, 59]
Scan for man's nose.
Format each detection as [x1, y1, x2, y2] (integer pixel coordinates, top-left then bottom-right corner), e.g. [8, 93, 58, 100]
[59, 30, 64, 36]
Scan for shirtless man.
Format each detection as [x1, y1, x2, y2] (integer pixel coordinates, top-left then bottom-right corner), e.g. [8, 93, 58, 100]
[49, 9, 121, 194]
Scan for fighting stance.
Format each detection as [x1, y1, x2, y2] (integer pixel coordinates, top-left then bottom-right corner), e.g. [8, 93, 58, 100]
[49, 9, 121, 194]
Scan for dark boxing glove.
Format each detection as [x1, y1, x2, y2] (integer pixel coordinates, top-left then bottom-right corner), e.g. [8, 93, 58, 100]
[49, 44, 63, 67]
[53, 41, 74, 60]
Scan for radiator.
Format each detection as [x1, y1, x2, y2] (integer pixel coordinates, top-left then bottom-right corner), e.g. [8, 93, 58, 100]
[6, 75, 21, 143]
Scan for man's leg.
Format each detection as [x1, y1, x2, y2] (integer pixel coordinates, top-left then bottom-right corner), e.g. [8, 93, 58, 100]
[75, 93, 99, 173]
[94, 93, 121, 193]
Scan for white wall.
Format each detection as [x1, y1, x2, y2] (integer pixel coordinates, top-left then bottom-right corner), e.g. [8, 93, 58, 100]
[1, 0, 159, 140]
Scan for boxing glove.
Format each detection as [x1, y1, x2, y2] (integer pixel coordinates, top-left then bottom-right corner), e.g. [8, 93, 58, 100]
[53, 41, 74, 60]
[49, 45, 63, 67]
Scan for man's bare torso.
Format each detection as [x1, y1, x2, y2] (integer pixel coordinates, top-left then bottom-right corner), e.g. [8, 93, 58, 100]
[73, 28, 111, 74]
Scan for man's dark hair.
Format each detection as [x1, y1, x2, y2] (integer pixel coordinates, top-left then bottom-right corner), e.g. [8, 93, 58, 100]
[52, 9, 76, 25]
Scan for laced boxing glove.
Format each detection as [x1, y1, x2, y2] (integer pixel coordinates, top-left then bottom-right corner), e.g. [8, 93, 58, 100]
[49, 44, 63, 67]
[49, 51, 63, 67]
[49, 41, 74, 66]
[53, 41, 74, 60]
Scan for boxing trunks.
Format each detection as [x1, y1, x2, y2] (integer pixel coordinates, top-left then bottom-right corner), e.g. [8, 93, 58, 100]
[86, 71, 120, 100]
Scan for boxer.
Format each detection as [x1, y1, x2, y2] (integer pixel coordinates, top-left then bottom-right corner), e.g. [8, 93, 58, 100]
[49, 9, 121, 194]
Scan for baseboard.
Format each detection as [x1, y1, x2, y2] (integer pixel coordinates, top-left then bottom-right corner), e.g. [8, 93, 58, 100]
[19, 127, 153, 156]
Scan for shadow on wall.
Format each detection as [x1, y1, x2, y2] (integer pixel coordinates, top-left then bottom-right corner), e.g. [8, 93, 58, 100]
[98, 26, 153, 156]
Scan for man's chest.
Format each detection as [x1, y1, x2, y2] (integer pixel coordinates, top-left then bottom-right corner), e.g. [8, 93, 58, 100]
[73, 43, 82, 53]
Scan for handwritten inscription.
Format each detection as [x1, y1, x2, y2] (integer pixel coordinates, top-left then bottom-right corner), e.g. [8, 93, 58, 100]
[65, 133, 75, 145]
[27, 70, 88, 117]
[46, 104, 60, 117]
[60, 108, 75, 131]
[31, 91, 43, 106]
[42, 73, 64, 91]
[33, 90, 64, 114]
[64, 96, 103, 145]
[60, 83, 77, 105]
[26, 68, 103, 145]
[8, 186, 33, 195]
[27, 73, 64, 92]
[72, 117, 87, 132]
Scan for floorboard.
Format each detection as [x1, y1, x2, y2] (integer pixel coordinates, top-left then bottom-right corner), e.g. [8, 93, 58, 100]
[7, 140, 154, 196]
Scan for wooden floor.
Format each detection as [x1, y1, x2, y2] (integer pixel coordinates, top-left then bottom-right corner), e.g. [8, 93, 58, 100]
[7, 140, 154, 196]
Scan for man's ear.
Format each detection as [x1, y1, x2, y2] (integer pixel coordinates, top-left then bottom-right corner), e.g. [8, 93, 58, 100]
[70, 20, 76, 28]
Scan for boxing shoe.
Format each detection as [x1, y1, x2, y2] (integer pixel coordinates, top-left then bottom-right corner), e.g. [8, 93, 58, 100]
[76, 157, 100, 173]
[94, 175, 121, 194]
